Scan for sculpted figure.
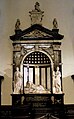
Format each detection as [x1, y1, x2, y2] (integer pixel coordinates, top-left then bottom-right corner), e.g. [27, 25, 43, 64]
[35, 2, 41, 12]
[15, 19, 20, 30]
[25, 81, 50, 93]
[13, 67, 23, 94]
[53, 67, 62, 93]
[53, 18, 58, 29]
[55, 67, 62, 93]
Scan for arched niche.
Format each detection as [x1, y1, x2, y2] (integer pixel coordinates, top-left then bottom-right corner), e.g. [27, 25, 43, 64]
[20, 50, 54, 93]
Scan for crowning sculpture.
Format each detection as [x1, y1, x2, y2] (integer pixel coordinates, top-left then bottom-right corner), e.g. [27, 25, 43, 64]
[29, 2, 44, 25]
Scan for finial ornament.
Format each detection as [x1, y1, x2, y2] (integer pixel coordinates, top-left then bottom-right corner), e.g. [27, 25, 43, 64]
[53, 18, 58, 29]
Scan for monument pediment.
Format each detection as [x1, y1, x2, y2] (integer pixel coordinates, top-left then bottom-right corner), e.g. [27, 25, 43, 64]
[10, 24, 64, 41]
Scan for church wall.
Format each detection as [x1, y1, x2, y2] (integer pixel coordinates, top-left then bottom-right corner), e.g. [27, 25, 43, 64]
[0, 0, 74, 105]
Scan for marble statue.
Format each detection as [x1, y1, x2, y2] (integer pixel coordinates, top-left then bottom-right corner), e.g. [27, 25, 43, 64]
[13, 67, 23, 94]
[24, 81, 50, 94]
[53, 67, 62, 94]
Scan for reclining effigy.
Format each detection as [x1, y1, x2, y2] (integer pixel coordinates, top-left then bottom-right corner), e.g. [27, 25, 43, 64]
[24, 81, 50, 94]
